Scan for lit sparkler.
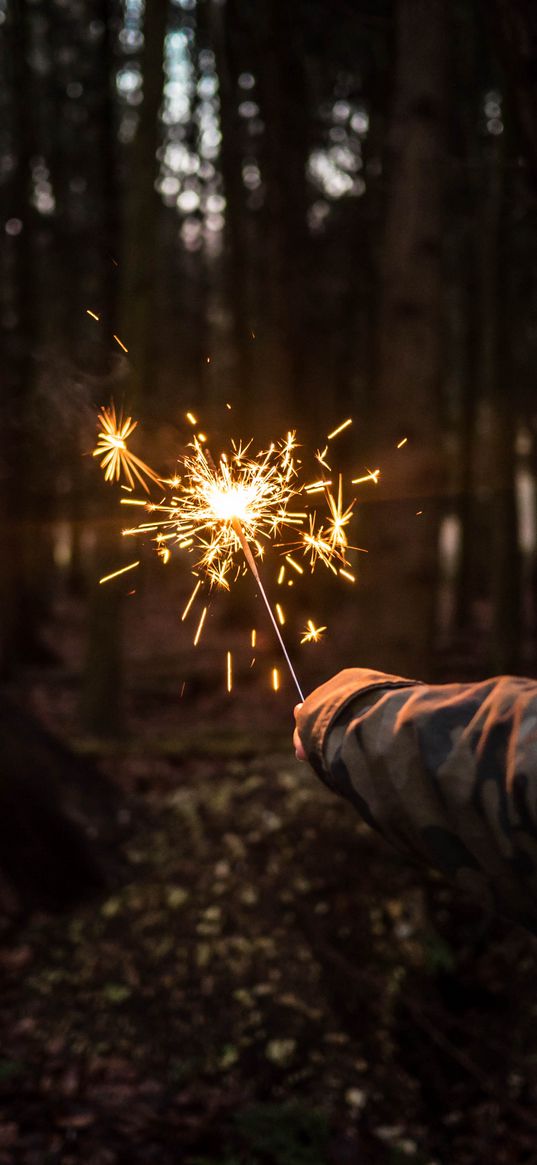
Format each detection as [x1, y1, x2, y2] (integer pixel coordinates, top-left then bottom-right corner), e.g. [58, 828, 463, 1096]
[93, 407, 380, 697]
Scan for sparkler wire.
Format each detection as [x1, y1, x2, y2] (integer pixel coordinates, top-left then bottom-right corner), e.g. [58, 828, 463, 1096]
[232, 518, 304, 701]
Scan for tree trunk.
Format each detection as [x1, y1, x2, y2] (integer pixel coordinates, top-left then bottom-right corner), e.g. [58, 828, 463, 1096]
[359, 0, 448, 679]
[253, 0, 311, 429]
[116, 0, 167, 406]
[208, 0, 258, 422]
[484, 0, 537, 191]
[478, 145, 520, 673]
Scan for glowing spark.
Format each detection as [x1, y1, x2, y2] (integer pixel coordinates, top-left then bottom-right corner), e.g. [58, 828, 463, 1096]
[197, 432, 207, 443]
[305, 480, 332, 493]
[186, 412, 197, 425]
[226, 651, 233, 692]
[113, 334, 128, 353]
[315, 445, 331, 471]
[193, 605, 207, 645]
[285, 556, 304, 575]
[300, 620, 327, 644]
[123, 434, 301, 590]
[180, 681, 186, 698]
[416, 509, 423, 515]
[99, 560, 140, 585]
[275, 603, 285, 626]
[339, 568, 355, 583]
[397, 437, 408, 448]
[327, 418, 352, 441]
[326, 475, 354, 552]
[272, 668, 280, 691]
[86, 309, 99, 321]
[93, 405, 161, 494]
[277, 565, 285, 585]
[226, 402, 232, 410]
[181, 579, 202, 621]
[300, 514, 335, 571]
[351, 468, 380, 485]
[251, 628, 256, 648]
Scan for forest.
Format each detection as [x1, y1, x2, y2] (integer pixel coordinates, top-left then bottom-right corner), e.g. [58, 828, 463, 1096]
[2, 0, 537, 1162]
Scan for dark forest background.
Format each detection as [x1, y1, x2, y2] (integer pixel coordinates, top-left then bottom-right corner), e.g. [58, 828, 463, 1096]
[4, 0, 537, 726]
[3, 2, 537, 1163]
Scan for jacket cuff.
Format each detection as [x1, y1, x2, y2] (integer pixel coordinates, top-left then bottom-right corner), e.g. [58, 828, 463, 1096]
[296, 667, 419, 782]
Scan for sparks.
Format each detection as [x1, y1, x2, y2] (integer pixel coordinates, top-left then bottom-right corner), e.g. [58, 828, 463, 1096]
[93, 401, 384, 697]
[125, 434, 302, 590]
[305, 479, 332, 493]
[193, 606, 207, 646]
[181, 579, 202, 621]
[113, 333, 128, 353]
[397, 437, 408, 448]
[315, 445, 331, 472]
[326, 475, 354, 549]
[99, 560, 140, 585]
[86, 309, 100, 321]
[300, 620, 327, 644]
[251, 628, 257, 648]
[351, 468, 380, 485]
[272, 667, 280, 691]
[285, 555, 304, 575]
[226, 651, 233, 692]
[93, 405, 161, 494]
[327, 418, 352, 441]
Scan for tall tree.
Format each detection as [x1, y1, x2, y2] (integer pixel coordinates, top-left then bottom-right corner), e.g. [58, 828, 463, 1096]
[82, 0, 166, 737]
[485, 0, 537, 189]
[359, 0, 448, 678]
[116, 0, 167, 405]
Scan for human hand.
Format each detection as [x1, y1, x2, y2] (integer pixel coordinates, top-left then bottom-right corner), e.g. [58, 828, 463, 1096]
[293, 703, 307, 761]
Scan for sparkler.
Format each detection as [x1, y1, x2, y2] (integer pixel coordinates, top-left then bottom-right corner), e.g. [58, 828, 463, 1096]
[93, 405, 380, 697]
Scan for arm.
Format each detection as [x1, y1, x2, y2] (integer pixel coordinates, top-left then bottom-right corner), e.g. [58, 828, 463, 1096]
[295, 668, 537, 931]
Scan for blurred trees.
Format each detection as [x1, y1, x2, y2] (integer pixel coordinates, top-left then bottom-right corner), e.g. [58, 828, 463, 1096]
[1, 0, 537, 725]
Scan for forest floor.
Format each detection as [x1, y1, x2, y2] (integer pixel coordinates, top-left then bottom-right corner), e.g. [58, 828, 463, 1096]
[1, 586, 537, 1164]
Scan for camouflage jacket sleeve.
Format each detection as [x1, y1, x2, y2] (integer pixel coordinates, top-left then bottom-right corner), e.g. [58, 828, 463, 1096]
[296, 668, 537, 931]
